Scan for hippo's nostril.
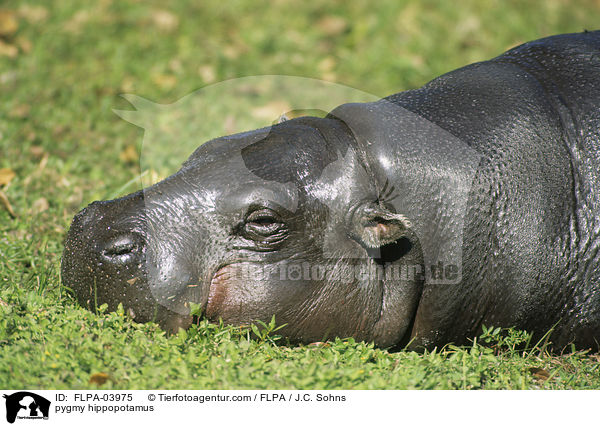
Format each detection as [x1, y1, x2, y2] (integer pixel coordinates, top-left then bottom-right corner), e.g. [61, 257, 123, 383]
[101, 234, 141, 261]
[105, 242, 136, 256]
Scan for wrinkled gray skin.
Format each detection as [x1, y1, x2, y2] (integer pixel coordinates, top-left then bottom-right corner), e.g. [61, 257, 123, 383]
[62, 32, 600, 350]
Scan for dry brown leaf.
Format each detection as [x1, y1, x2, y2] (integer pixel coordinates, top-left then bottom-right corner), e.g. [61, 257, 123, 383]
[52, 125, 68, 138]
[396, 3, 420, 34]
[38, 152, 48, 171]
[318, 57, 336, 72]
[127, 307, 136, 319]
[321, 71, 337, 82]
[119, 145, 138, 164]
[0, 168, 16, 186]
[529, 367, 550, 381]
[251, 100, 291, 120]
[64, 10, 90, 34]
[89, 372, 111, 386]
[0, 190, 16, 218]
[29, 145, 45, 158]
[127, 277, 139, 285]
[0, 10, 18, 37]
[150, 9, 179, 32]
[0, 70, 17, 85]
[0, 40, 18, 58]
[308, 342, 331, 348]
[9, 103, 30, 119]
[152, 73, 177, 89]
[16, 36, 32, 53]
[223, 45, 241, 59]
[18, 5, 48, 24]
[316, 15, 347, 37]
[168, 59, 182, 74]
[141, 169, 163, 188]
[31, 197, 49, 214]
[66, 186, 83, 208]
[120, 76, 135, 93]
[223, 115, 236, 135]
[198, 65, 216, 84]
[456, 15, 481, 37]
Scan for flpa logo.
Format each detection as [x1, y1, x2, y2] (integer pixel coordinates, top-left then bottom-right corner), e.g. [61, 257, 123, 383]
[3, 392, 50, 424]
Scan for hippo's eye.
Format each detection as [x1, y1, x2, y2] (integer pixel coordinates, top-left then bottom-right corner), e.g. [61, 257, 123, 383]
[249, 215, 277, 226]
[246, 209, 281, 228]
[243, 208, 287, 242]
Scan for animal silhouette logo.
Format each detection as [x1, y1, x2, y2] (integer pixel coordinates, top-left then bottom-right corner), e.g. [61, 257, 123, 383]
[3, 392, 50, 423]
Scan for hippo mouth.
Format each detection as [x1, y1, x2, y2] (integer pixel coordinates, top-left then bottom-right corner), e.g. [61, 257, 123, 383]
[200, 250, 424, 348]
[205, 264, 234, 320]
[202, 261, 285, 326]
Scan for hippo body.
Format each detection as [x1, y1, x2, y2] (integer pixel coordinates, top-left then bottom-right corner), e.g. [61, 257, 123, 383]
[62, 31, 600, 350]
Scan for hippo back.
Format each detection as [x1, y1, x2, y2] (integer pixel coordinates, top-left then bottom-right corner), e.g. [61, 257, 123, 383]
[351, 31, 600, 348]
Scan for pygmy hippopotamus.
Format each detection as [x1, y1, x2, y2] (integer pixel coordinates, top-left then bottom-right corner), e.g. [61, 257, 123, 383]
[62, 31, 600, 350]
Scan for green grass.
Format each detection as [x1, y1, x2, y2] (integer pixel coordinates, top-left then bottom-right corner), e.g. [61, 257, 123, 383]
[1, 0, 600, 389]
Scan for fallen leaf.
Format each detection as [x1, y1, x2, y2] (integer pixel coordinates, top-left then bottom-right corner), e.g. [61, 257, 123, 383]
[127, 277, 139, 285]
[29, 145, 45, 158]
[127, 308, 136, 319]
[529, 367, 550, 381]
[0, 190, 16, 218]
[141, 169, 163, 188]
[0, 40, 18, 58]
[318, 56, 336, 72]
[198, 65, 216, 84]
[316, 15, 347, 37]
[89, 372, 111, 386]
[152, 73, 177, 89]
[8, 229, 27, 239]
[223, 45, 241, 59]
[150, 9, 178, 32]
[308, 342, 331, 348]
[15, 36, 32, 53]
[0, 168, 15, 186]
[65, 186, 83, 208]
[18, 5, 48, 24]
[0, 70, 17, 85]
[251, 100, 291, 120]
[95, 86, 115, 97]
[321, 71, 337, 82]
[0, 297, 8, 307]
[52, 125, 68, 138]
[396, 3, 420, 34]
[456, 15, 481, 38]
[9, 103, 30, 119]
[168, 58, 182, 73]
[119, 145, 138, 164]
[31, 197, 49, 214]
[37, 152, 48, 172]
[64, 10, 90, 34]
[223, 115, 236, 134]
[120, 76, 135, 93]
[0, 10, 18, 37]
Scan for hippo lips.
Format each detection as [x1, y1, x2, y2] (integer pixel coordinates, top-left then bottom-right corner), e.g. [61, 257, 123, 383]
[203, 258, 420, 348]
[205, 264, 234, 320]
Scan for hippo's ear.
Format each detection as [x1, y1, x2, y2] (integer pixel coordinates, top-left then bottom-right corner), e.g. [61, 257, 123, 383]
[349, 203, 411, 249]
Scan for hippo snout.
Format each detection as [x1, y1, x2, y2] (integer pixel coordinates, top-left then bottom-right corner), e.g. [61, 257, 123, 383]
[61, 192, 195, 332]
[62, 194, 147, 310]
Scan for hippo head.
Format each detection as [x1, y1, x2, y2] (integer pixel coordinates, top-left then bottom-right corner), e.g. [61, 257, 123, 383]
[62, 114, 426, 348]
